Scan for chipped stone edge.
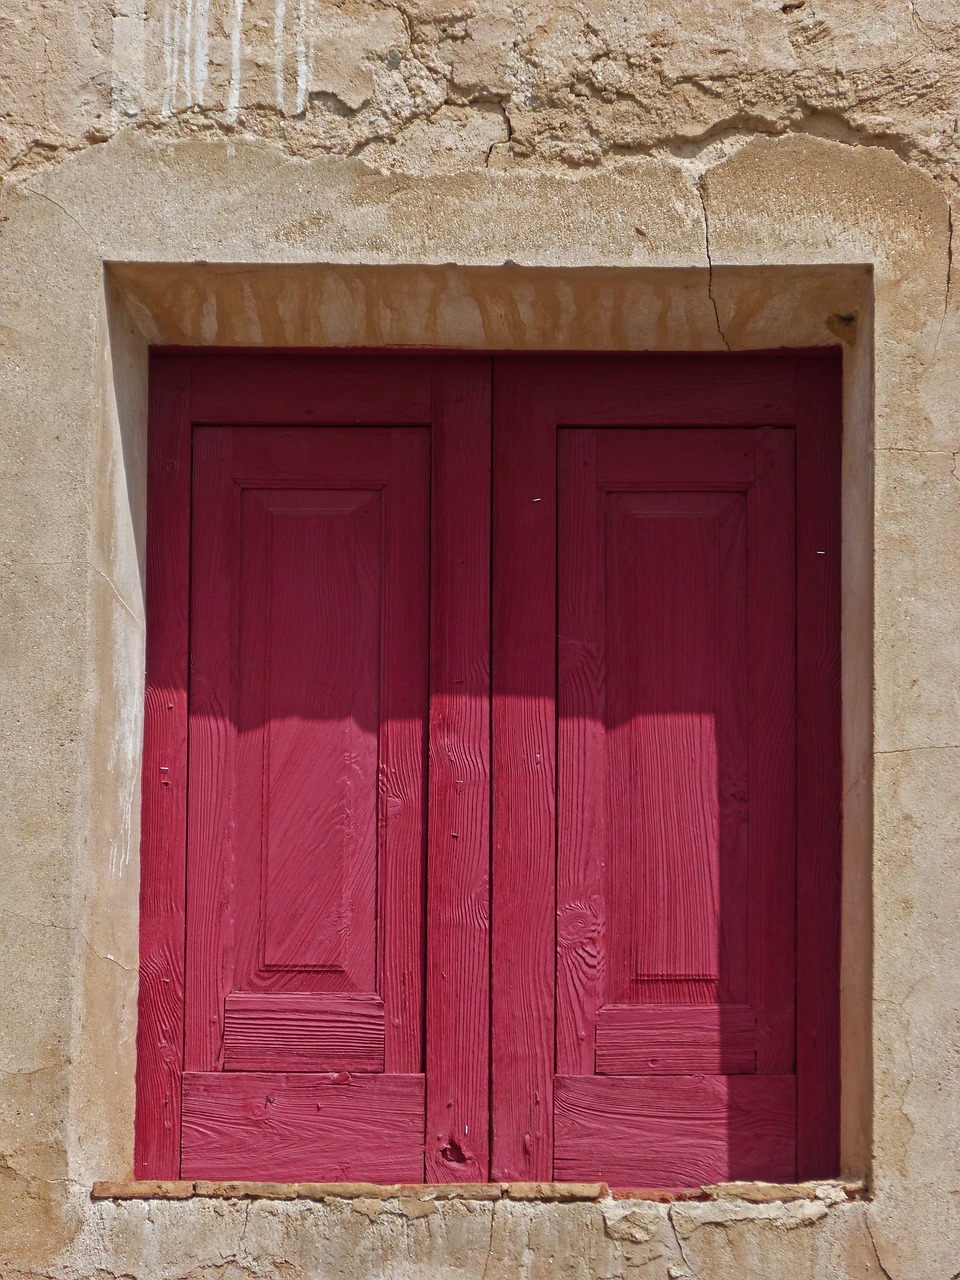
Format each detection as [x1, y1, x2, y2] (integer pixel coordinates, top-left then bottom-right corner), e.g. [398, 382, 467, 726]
[90, 1179, 866, 1204]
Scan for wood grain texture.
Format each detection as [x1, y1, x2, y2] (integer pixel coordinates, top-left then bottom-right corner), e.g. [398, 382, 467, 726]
[187, 426, 429, 1047]
[221, 425, 430, 1070]
[557, 423, 799, 1185]
[222, 994, 385, 1072]
[378, 430, 432, 1075]
[240, 485, 381, 984]
[554, 1075, 796, 1187]
[137, 349, 840, 1187]
[603, 489, 743, 1005]
[491, 356, 556, 1180]
[183, 408, 431, 1177]
[185, 425, 240, 1072]
[597, 429, 756, 487]
[425, 357, 492, 1183]
[553, 354, 797, 427]
[135, 353, 192, 1178]
[595, 1005, 757, 1075]
[189, 353, 433, 425]
[794, 352, 842, 1178]
[556, 428, 607, 1078]
[181, 1072, 424, 1182]
[744, 430, 797, 1077]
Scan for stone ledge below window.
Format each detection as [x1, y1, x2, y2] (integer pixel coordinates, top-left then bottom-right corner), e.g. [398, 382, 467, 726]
[91, 1179, 866, 1204]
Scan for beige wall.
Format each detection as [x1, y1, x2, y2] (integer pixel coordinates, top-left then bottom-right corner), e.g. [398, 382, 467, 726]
[0, 2, 958, 1276]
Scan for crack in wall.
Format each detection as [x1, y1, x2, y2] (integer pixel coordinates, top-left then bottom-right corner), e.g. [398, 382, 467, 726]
[16, 186, 96, 246]
[3, 92, 957, 195]
[935, 201, 954, 356]
[906, 0, 957, 54]
[865, 1216, 896, 1280]
[484, 99, 513, 168]
[479, 1201, 497, 1280]
[667, 1206, 703, 1280]
[5, 0, 960, 192]
[92, 568, 144, 631]
[695, 177, 730, 352]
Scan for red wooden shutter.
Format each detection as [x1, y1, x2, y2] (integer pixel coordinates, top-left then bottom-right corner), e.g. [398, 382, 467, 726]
[491, 353, 840, 1189]
[182, 425, 430, 1180]
[554, 427, 798, 1187]
[139, 349, 840, 1188]
[136, 352, 492, 1184]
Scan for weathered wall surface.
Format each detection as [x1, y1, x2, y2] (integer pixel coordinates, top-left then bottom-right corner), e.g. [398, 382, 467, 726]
[3, 0, 960, 183]
[0, 2, 958, 1278]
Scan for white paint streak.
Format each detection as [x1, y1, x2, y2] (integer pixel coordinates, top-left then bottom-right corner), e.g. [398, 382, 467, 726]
[275, 0, 287, 112]
[183, 0, 194, 102]
[295, 0, 308, 114]
[171, 0, 183, 112]
[240, 278, 264, 343]
[228, 0, 245, 120]
[193, 0, 211, 104]
[161, 0, 175, 116]
[110, 1, 148, 120]
[200, 293, 218, 342]
[307, 8, 316, 115]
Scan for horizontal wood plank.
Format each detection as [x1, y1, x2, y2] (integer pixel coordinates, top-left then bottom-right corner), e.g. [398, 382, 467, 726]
[181, 1072, 424, 1182]
[189, 353, 434, 424]
[596, 428, 760, 487]
[222, 994, 385, 1072]
[554, 355, 797, 426]
[554, 1075, 796, 1188]
[595, 1005, 757, 1075]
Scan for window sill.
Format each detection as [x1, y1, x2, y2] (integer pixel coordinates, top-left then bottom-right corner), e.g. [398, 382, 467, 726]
[91, 1179, 866, 1204]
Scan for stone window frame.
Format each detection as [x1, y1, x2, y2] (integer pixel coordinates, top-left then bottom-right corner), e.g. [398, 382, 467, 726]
[94, 260, 874, 1191]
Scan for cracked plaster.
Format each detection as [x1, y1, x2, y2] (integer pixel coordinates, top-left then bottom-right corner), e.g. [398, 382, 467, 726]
[0, 2, 959, 1279]
[2, 0, 960, 188]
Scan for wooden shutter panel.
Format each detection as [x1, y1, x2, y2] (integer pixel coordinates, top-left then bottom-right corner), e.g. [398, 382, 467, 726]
[181, 425, 430, 1180]
[491, 353, 839, 1189]
[137, 352, 492, 1185]
[554, 427, 798, 1186]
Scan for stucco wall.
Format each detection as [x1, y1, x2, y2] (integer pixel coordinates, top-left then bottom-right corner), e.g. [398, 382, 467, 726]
[0, 2, 958, 1277]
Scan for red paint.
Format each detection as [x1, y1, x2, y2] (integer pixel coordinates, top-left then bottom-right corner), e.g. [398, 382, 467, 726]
[181, 1072, 424, 1182]
[554, 426, 796, 1185]
[424, 359, 492, 1182]
[795, 355, 843, 1179]
[492, 353, 840, 1189]
[184, 422, 430, 1173]
[554, 1075, 797, 1186]
[491, 357, 558, 1181]
[137, 353, 491, 1183]
[595, 1005, 758, 1075]
[222, 994, 385, 1073]
[135, 353, 191, 1180]
[137, 350, 841, 1187]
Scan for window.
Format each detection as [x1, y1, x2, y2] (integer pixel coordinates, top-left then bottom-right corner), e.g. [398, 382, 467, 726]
[136, 351, 841, 1188]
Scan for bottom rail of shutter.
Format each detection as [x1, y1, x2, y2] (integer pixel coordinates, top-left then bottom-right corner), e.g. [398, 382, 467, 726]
[595, 1004, 758, 1075]
[554, 1074, 796, 1189]
[222, 993, 385, 1072]
[181, 1071, 424, 1182]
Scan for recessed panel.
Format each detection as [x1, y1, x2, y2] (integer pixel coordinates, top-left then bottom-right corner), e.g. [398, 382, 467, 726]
[241, 489, 381, 980]
[604, 491, 748, 1004]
